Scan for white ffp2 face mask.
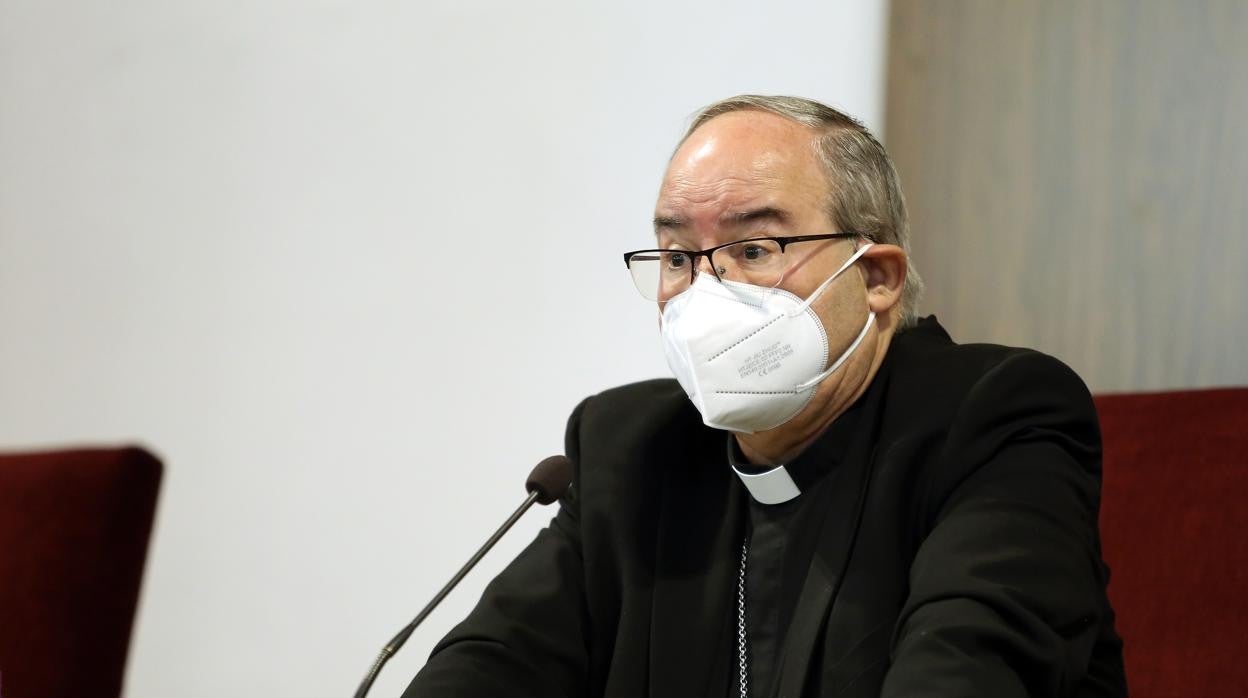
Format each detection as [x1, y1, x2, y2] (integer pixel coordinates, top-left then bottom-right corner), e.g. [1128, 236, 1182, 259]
[660, 244, 875, 434]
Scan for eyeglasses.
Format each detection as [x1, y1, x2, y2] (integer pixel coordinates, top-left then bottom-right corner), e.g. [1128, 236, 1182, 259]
[622, 233, 862, 301]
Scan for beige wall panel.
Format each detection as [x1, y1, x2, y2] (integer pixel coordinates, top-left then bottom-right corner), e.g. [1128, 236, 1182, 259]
[886, 0, 1247, 392]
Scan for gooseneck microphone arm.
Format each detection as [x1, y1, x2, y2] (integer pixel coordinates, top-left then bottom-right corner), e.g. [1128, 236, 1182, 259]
[353, 455, 573, 698]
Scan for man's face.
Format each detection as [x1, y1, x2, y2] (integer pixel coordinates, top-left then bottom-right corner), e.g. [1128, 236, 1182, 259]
[654, 110, 869, 352]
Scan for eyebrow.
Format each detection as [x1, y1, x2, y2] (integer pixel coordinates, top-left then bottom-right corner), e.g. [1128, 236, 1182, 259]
[653, 214, 688, 232]
[726, 206, 791, 226]
[652, 206, 791, 236]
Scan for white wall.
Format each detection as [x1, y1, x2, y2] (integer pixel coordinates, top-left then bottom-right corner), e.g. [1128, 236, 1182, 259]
[0, 1, 886, 695]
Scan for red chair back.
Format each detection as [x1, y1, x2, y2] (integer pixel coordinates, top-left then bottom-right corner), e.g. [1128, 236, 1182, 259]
[1095, 388, 1248, 697]
[0, 446, 162, 698]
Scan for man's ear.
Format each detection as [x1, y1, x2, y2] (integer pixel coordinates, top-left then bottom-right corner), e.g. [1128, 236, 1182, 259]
[860, 244, 907, 316]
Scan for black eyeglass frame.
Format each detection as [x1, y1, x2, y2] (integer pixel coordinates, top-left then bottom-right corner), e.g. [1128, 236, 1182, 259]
[622, 233, 864, 288]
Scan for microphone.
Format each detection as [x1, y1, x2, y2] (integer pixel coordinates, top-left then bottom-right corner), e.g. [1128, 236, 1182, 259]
[353, 455, 573, 698]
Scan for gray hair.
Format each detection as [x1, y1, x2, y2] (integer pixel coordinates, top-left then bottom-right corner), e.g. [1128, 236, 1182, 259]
[681, 95, 924, 328]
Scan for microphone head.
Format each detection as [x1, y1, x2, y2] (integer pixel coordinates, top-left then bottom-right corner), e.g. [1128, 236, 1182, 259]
[526, 455, 573, 505]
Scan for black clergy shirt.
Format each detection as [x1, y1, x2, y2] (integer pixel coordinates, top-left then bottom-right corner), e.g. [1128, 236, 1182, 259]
[727, 396, 864, 697]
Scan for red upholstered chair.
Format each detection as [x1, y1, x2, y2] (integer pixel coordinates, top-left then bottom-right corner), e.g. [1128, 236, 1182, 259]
[1095, 388, 1248, 697]
[0, 446, 162, 698]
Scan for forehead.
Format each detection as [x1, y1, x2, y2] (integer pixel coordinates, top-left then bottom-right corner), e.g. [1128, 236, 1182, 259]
[657, 110, 827, 222]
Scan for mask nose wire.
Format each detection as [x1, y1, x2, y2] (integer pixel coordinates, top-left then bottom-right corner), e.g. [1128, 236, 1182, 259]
[784, 242, 874, 317]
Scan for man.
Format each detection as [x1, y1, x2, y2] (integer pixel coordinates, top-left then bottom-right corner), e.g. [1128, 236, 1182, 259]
[404, 95, 1126, 697]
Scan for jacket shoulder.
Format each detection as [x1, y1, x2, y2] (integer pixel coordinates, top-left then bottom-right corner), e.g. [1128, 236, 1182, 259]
[881, 318, 1101, 532]
[885, 317, 1093, 428]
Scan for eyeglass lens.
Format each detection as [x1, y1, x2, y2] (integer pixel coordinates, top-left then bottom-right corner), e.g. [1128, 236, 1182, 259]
[628, 238, 792, 301]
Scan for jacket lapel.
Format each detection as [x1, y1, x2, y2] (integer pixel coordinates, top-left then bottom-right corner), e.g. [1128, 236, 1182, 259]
[772, 370, 891, 697]
[649, 428, 746, 698]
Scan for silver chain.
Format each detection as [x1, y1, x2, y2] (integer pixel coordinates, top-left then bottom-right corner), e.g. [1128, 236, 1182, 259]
[736, 537, 749, 698]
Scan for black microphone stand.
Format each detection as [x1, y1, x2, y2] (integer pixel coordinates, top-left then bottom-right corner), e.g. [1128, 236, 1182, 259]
[353, 488, 543, 698]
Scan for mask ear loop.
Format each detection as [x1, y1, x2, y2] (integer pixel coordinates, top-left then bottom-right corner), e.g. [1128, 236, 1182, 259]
[789, 242, 874, 316]
[794, 311, 875, 392]
[791, 241, 877, 392]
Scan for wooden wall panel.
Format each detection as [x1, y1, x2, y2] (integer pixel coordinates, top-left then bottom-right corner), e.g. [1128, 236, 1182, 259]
[885, 0, 1247, 392]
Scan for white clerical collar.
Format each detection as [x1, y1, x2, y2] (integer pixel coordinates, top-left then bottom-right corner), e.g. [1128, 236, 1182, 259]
[731, 463, 801, 505]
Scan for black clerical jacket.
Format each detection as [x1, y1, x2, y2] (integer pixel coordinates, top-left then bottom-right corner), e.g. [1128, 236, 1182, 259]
[403, 318, 1126, 697]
